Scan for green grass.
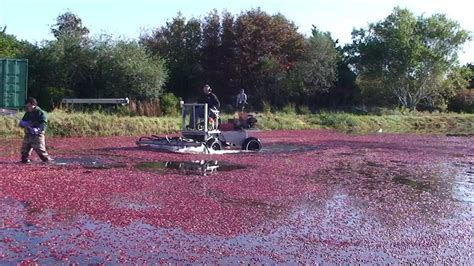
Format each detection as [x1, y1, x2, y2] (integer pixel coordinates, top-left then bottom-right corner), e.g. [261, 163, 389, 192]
[255, 111, 473, 134]
[1, 110, 473, 138]
[0, 110, 181, 138]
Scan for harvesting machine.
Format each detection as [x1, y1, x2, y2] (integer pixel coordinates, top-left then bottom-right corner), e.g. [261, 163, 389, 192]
[136, 103, 262, 153]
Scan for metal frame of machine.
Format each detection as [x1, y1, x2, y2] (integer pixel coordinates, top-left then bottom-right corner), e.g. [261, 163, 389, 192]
[136, 103, 262, 153]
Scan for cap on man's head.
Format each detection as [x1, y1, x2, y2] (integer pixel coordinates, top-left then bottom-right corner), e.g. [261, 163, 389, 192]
[25, 97, 38, 106]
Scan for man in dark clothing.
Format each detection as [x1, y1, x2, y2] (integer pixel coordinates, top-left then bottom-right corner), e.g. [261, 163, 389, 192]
[189, 84, 221, 129]
[200, 84, 220, 111]
[19, 97, 53, 163]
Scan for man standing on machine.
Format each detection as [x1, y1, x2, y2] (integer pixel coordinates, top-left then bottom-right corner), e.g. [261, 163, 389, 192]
[189, 84, 221, 129]
[201, 84, 220, 114]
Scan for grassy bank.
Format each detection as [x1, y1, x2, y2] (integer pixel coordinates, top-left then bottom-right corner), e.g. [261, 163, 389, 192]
[1, 110, 473, 138]
[0, 111, 181, 137]
[258, 112, 474, 135]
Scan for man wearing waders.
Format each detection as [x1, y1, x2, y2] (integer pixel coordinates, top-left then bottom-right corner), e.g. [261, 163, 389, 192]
[19, 97, 53, 163]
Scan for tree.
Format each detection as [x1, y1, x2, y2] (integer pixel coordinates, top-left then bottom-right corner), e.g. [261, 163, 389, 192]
[220, 11, 238, 99]
[0, 30, 27, 58]
[20, 42, 65, 110]
[442, 64, 473, 111]
[233, 9, 305, 107]
[201, 10, 224, 95]
[47, 39, 96, 98]
[289, 27, 340, 104]
[51, 12, 89, 41]
[438, 66, 474, 106]
[468, 63, 474, 88]
[140, 14, 202, 100]
[95, 39, 168, 100]
[46, 12, 96, 98]
[448, 64, 474, 112]
[24, 12, 168, 109]
[348, 7, 471, 110]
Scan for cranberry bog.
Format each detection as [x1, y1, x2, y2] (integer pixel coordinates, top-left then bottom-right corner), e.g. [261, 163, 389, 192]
[0, 130, 472, 263]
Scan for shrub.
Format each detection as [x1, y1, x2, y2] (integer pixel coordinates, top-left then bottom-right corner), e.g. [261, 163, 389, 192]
[160, 93, 180, 116]
[262, 101, 272, 113]
[47, 87, 73, 110]
[95, 40, 168, 100]
[297, 105, 312, 115]
[450, 89, 474, 113]
[282, 103, 296, 114]
[318, 112, 359, 130]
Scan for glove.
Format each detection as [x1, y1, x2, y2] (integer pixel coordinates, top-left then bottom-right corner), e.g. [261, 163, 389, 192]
[28, 127, 41, 135]
[19, 120, 29, 128]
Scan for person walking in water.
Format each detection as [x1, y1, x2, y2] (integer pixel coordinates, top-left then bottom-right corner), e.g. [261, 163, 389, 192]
[19, 97, 53, 163]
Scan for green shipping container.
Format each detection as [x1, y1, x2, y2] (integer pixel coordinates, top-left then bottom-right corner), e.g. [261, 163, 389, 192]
[0, 58, 28, 108]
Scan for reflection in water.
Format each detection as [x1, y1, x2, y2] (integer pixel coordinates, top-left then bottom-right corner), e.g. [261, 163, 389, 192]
[299, 157, 474, 262]
[136, 160, 246, 176]
[0, 194, 287, 264]
[51, 157, 126, 169]
[0, 195, 185, 263]
[451, 162, 474, 203]
[269, 191, 401, 263]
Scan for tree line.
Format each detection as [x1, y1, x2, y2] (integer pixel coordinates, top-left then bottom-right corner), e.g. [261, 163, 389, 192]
[0, 7, 472, 113]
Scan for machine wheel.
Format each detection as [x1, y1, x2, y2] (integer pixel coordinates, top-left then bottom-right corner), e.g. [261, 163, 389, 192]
[242, 137, 262, 151]
[206, 138, 222, 151]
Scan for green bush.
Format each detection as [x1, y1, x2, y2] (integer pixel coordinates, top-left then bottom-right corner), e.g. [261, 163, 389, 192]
[47, 87, 73, 110]
[262, 101, 272, 114]
[282, 103, 296, 114]
[450, 89, 474, 113]
[95, 40, 168, 100]
[297, 105, 312, 115]
[259, 112, 310, 130]
[318, 112, 359, 129]
[160, 93, 180, 116]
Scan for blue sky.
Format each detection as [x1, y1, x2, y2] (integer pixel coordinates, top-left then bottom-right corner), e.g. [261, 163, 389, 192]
[1, 0, 472, 63]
